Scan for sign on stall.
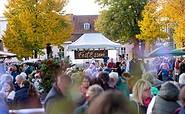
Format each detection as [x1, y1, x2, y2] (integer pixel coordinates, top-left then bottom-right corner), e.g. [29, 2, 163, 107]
[74, 50, 108, 59]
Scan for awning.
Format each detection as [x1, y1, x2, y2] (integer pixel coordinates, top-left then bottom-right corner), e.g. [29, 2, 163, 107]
[0, 51, 16, 58]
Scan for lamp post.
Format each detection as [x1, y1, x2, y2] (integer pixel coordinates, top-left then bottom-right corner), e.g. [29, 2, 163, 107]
[46, 43, 51, 59]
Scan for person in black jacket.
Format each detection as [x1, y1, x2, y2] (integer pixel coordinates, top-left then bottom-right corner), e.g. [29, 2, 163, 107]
[13, 80, 41, 109]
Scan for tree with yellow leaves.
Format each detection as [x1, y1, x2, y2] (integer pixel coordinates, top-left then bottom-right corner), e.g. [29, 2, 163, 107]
[136, 0, 168, 52]
[159, 0, 185, 48]
[2, 0, 73, 58]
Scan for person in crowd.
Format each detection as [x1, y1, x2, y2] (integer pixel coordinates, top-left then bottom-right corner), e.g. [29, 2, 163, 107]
[177, 86, 185, 114]
[15, 75, 25, 91]
[0, 73, 13, 90]
[74, 84, 104, 114]
[147, 81, 180, 114]
[174, 57, 183, 82]
[158, 58, 171, 81]
[128, 57, 143, 81]
[148, 71, 163, 88]
[107, 58, 116, 69]
[168, 58, 174, 77]
[122, 72, 136, 93]
[109, 72, 119, 89]
[10, 64, 20, 85]
[145, 60, 150, 72]
[121, 60, 127, 72]
[142, 72, 159, 95]
[14, 80, 41, 109]
[151, 57, 162, 73]
[115, 62, 124, 76]
[102, 56, 109, 64]
[132, 79, 152, 114]
[179, 73, 185, 88]
[179, 59, 185, 81]
[1, 80, 15, 108]
[45, 74, 73, 114]
[98, 71, 113, 90]
[114, 69, 130, 98]
[70, 72, 86, 109]
[84, 63, 97, 79]
[88, 90, 134, 114]
[103, 63, 112, 73]
[24, 64, 34, 76]
[77, 76, 91, 97]
[0, 92, 9, 114]
[19, 72, 27, 80]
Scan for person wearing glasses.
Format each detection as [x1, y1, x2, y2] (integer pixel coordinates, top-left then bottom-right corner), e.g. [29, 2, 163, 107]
[132, 79, 152, 114]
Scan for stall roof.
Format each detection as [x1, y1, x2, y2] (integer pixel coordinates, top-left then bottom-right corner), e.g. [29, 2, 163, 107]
[67, 33, 121, 50]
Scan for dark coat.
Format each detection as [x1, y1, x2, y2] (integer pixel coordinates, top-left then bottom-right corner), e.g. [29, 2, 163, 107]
[129, 59, 142, 78]
[152, 82, 180, 114]
[179, 62, 185, 76]
[44, 84, 73, 114]
[14, 86, 41, 109]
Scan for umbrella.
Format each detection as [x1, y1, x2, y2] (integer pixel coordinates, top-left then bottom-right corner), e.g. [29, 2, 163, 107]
[21, 59, 41, 67]
[169, 49, 185, 56]
[146, 46, 175, 57]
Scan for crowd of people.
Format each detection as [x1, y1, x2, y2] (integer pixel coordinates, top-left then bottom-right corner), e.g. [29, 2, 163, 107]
[0, 55, 185, 114]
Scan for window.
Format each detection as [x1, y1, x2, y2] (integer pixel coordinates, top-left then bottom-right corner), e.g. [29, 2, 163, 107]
[84, 23, 90, 30]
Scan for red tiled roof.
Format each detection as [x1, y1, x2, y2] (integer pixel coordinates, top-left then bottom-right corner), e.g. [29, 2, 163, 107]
[68, 15, 99, 42]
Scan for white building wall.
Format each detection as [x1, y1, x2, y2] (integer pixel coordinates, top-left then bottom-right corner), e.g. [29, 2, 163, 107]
[0, 16, 7, 39]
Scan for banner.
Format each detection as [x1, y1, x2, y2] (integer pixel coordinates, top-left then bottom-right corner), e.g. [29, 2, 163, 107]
[74, 50, 108, 59]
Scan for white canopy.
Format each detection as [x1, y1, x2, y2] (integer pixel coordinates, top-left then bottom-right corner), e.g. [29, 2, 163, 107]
[67, 33, 121, 50]
[0, 51, 16, 58]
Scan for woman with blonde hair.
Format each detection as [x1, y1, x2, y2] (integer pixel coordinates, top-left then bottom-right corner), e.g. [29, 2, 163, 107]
[132, 79, 152, 114]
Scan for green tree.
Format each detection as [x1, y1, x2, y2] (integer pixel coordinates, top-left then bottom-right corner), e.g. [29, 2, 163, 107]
[2, 0, 73, 59]
[95, 0, 147, 57]
[136, 0, 168, 52]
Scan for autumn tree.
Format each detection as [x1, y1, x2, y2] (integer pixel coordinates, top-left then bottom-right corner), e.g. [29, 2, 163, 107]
[159, 0, 185, 48]
[2, 0, 73, 58]
[136, 0, 168, 52]
[95, 0, 147, 57]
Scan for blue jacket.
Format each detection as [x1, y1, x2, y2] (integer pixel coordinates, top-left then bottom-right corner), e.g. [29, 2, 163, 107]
[0, 101, 9, 114]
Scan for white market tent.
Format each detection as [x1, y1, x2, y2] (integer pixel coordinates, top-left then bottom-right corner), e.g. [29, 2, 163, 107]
[0, 51, 16, 58]
[67, 33, 121, 50]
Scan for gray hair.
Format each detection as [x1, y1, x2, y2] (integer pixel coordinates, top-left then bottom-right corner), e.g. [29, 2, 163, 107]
[109, 72, 118, 79]
[0, 74, 13, 83]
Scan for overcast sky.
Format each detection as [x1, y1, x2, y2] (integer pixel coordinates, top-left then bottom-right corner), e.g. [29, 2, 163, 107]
[0, 0, 101, 16]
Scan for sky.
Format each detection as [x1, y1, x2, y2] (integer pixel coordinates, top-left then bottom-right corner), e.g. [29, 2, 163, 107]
[0, 0, 102, 16]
